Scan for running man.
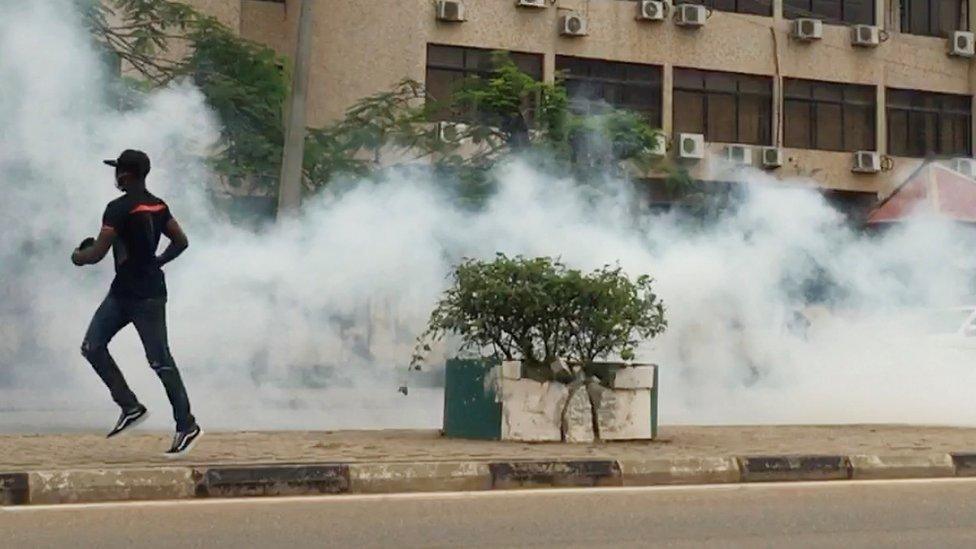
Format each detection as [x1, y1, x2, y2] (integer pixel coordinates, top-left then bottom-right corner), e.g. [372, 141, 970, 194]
[72, 149, 202, 457]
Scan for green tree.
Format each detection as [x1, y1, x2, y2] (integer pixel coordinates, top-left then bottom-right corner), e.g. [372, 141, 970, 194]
[303, 55, 674, 202]
[81, 5, 688, 207]
[81, 0, 288, 190]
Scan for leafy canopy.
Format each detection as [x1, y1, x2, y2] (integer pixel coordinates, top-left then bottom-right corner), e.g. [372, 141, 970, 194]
[80, 0, 288, 188]
[412, 255, 667, 381]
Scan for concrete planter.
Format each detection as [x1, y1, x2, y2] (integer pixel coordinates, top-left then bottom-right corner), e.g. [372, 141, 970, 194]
[442, 358, 658, 442]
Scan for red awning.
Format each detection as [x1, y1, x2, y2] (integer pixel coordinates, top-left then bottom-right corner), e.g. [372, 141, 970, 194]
[867, 163, 976, 224]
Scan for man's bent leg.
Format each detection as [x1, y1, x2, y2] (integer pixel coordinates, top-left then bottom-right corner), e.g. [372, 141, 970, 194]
[81, 295, 140, 410]
[130, 298, 196, 431]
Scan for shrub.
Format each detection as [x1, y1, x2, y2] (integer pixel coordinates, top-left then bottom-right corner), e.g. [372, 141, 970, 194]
[412, 254, 667, 381]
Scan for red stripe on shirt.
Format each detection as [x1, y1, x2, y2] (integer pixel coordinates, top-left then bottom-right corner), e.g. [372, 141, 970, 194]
[129, 204, 167, 214]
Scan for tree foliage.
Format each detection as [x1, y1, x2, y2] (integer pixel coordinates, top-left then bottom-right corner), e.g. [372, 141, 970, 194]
[81, 4, 687, 205]
[80, 0, 288, 188]
[305, 55, 672, 197]
[412, 255, 667, 381]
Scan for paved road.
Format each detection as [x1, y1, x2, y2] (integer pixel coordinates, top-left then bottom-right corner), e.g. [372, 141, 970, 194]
[5, 479, 976, 548]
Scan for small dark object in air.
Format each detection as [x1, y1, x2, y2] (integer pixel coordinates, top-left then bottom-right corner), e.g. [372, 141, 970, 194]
[398, 385, 408, 396]
[79, 237, 95, 250]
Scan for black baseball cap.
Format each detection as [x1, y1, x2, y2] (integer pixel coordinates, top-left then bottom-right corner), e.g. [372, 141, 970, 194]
[103, 149, 151, 177]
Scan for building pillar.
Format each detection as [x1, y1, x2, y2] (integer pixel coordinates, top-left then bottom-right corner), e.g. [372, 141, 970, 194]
[772, 76, 782, 147]
[662, 63, 673, 138]
[773, 0, 783, 20]
[277, 0, 314, 216]
[970, 0, 976, 156]
[544, 52, 556, 85]
[876, 80, 886, 156]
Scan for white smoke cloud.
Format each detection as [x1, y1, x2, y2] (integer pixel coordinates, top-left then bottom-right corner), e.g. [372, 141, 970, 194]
[3, 0, 976, 433]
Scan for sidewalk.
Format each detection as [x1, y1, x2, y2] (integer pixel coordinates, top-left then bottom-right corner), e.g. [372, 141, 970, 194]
[3, 425, 976, 505]
[3, 425, 975, 470]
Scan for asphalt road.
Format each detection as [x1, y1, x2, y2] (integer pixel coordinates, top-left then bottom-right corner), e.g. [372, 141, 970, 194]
[5, 479, 976, 548]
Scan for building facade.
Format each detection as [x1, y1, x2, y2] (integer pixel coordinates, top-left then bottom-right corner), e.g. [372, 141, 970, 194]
[187, 0, 976, 200]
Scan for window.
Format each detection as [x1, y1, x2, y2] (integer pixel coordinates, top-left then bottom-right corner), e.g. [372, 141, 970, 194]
[425, 44, 543, 120]
[555, 56, 663, 127]
[901, 0, 968, 37]
[673, 68, 772, 145]
[887, 89, 971, 157]
[678, 0, 771, 17]
[784, 79, 876, 152]
[783, 0, 874, 24]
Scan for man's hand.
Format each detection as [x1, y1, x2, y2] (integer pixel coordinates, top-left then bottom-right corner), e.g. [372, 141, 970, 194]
[156, 218, 189, 268]
[71, 237, 94, 266]
[71, 229, 115, 267]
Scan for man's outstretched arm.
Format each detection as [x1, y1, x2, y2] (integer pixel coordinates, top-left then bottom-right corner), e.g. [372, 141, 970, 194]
[157, 218, 189, 267]
[71, 227, 115, 266]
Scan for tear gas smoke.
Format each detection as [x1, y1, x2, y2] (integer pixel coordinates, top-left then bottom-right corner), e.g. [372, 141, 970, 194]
[3, 0, 976, 432]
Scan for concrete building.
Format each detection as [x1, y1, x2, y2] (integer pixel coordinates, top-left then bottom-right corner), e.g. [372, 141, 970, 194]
[186, 0, 976, 208]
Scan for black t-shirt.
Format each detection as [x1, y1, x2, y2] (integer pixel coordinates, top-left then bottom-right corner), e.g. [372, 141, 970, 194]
[101, 192, 173, 299]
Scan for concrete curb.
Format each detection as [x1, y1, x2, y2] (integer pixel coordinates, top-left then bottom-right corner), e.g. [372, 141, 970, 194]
[350, 461, 491, 493]
[849, 454, 955, 480]
[29, 467, 196, 504]
[3, 452, 975, 506]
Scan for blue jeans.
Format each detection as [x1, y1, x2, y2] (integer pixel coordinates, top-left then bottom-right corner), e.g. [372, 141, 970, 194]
[81, 295, 195, 431]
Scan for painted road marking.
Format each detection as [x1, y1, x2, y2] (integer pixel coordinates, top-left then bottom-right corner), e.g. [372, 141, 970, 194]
[5, 477, 976, 513]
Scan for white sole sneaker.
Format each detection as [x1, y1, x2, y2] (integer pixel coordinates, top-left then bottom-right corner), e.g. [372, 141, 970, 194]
[107, 409, 150, 439]
[164, 428, 203, 459]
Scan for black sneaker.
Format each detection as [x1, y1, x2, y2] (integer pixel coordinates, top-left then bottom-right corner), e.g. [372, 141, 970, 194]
[107, 405, 148, 438]
[165, 424, 203, 458]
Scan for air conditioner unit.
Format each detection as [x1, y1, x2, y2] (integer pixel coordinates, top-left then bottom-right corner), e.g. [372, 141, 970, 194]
[852, 151, 880, 173]
[560, 14, 587, 36]
[436, 0, 465, 22]
[952, 158, 976, 178]
[646, 133, 667, 156]
[437, 121, 470, 143]
[791, 18, 823, 41]
[949, 31, 975, 57]
[637, 0, 666, 21]
[851, 24, 880, 47]
[516, 0, 547, 8]
[674, 4, 706, 27]
[677, 133, 705, 160]
[760, 147, 783, 168]
[725, 144, 752, 165]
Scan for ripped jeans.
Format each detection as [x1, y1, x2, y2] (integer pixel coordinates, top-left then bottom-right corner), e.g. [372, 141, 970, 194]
[81, 295, 195, 431]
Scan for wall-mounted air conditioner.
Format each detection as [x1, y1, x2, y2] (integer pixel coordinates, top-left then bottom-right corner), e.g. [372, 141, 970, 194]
[674, 4, 706, 27]
[516, 0, 547, 8]
[437, 121, 470, 143]
[949, 31, 975, 57]
[436, 1, 465, 22]
[952, 158, 976, 178]
[647, 133, 667, 156]
[850, 25, 880, 47]
[791, 18, 823, 41]
[852, 151, 880, 173]
[560, 13, 587, 36]
[677, 133, 705, 160]
[637, 0, 666, 21]
[725, 144, 752, 165]
[760, 147, 783, 169]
